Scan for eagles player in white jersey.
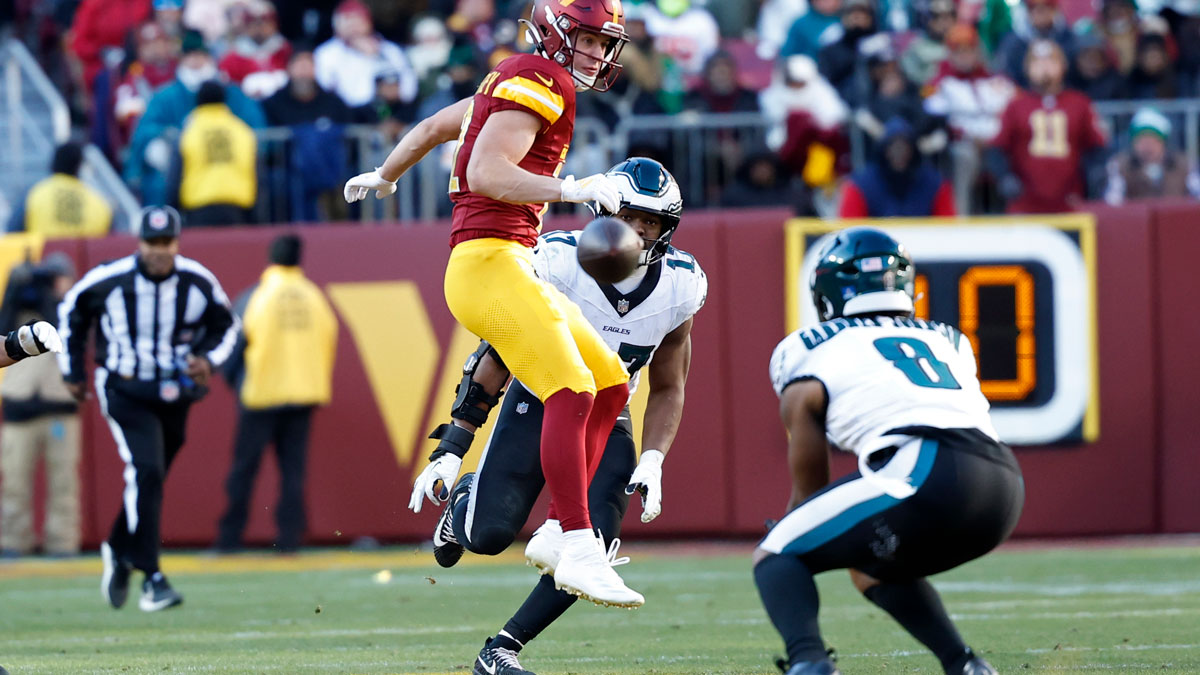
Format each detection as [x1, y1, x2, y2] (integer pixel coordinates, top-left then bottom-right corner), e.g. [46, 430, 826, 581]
[408, 158, 706, 675]
[756, 228, 1024, 675]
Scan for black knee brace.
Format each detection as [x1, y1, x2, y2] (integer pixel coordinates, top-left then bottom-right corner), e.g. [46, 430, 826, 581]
[450, 340, 505, 427]
[428, 341, 506, 461]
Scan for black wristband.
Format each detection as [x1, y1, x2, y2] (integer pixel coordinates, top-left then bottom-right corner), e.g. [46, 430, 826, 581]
[4, 329, 28, 362]
[427, 423, 475, 460]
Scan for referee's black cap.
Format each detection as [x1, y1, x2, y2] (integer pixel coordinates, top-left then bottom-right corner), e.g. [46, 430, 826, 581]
[138, 205, 182, 240]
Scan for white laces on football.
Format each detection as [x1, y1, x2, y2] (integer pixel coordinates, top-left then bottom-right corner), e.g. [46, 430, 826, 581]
[604, 537, 630, 567]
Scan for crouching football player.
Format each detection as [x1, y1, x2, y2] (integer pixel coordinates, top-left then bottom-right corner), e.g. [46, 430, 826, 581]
[757, 228, 1024, 675]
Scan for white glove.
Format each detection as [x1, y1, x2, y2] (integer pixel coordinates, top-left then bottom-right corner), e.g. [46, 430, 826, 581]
[344, 168, 398, 203]
[560, 173, 621, 214]
[14, 321, 63, 357]
[408, 454, 463, 513]
[625, 449, 665, 523]
[144, 137, 172, 172]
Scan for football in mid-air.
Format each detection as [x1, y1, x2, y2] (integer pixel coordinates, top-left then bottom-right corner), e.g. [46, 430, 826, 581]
[577, 217, 642, 284]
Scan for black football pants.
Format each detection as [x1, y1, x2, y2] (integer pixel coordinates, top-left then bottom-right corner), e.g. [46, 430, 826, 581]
[217, 405, 314, 551]
[451, 380, 635, 556]
[98, 384, 191, 574]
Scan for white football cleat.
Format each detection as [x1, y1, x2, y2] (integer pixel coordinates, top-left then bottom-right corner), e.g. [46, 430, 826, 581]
[524, 519, 564, 575]
[552, 531, 644, 609]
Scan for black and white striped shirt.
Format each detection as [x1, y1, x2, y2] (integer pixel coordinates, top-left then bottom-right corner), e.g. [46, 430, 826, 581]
[57, 254, 239, 383]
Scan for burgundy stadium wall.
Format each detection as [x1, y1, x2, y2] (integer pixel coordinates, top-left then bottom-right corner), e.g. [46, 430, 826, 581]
[16, 203, 1200, 550]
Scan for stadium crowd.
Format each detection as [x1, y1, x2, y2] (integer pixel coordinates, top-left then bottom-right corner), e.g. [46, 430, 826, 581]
[2, 0, 1200, 226]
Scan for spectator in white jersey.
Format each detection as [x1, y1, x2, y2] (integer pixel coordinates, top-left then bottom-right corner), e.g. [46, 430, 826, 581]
[313, 0, 418, 108]
[756, 228, 1023, 675]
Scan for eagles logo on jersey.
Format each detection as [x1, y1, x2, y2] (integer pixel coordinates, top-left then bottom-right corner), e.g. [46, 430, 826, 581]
[533, 230, 706, 392]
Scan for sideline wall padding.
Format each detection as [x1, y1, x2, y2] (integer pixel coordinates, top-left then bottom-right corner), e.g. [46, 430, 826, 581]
[17, 202, 1200, 550]
[1151, 204, 1200, 533]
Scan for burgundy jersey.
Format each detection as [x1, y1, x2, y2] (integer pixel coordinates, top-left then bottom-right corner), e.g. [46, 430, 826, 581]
[991, 89, 1107, 213]
[448, 53, 576, 248]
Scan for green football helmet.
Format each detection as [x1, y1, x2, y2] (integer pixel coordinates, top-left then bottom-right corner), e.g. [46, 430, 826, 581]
[810, 227, 916, 322]
[598, 157, 683, 266]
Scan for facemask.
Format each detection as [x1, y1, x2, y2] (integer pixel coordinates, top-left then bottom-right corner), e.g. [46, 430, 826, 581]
[177, 62, 217, 91]
[1144, 163, 1164, 182]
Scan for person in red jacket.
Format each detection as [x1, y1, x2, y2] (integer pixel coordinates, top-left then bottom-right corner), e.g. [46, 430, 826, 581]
[70, 0, 152, 93]
[113, 22, 180, 153]
[989, 39, 1108, 214]
[218, 0, 292, 100]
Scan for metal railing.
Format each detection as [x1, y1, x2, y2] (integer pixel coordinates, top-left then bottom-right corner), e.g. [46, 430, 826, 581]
[612, 111, 771, 208]
[162, 100, 1200, 226]
[1, 39, 140, 233]
[251, 124, 452, 224]
[1093, 99, 1200, 163]
[249, 118, 619, 225]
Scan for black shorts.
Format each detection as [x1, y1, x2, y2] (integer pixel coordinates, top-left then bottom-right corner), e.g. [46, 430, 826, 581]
[460, 381, 636, 555]
[759, 426, 1025, 581]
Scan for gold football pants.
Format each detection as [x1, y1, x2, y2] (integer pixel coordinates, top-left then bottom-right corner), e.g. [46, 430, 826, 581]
[443, 237, 628, 401]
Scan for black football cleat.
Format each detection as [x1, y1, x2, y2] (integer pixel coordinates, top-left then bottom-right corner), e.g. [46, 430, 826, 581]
[784, 661, 840, 675]
[957, 649, 998, 675]
[777, 653, 840, 675]
[474, 638, 536, 675]
[433, 472, 474, 568]
[138, 572, 183, 612]
[100, 542, 131, 609]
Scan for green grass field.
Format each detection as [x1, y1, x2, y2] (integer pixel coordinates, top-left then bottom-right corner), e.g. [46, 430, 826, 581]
[2, 541, 1199, 674]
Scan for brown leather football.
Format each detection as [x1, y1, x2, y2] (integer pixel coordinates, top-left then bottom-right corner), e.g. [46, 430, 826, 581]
[576, 217, 642, 284]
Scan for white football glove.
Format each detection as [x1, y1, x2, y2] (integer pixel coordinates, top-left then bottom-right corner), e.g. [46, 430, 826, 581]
[144, 137, 172, 172]
[625, 449, 665, 523]
[560, 173, 621, 214]
[344, 168, 398, 203]
[11, 321, 63, 357]
[408, 454, 463, 513]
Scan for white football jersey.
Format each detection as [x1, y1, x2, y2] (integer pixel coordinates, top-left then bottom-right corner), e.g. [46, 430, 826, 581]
[769, 316, 998, 458]
[532, 230, 707, 393]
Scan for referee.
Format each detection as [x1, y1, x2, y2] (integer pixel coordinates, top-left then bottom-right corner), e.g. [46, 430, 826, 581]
[58, 205, 239, 612]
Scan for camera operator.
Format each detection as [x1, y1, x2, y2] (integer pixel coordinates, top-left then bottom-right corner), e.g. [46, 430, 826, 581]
[58, 205, 239, 612]
[0, 254, 79, 557]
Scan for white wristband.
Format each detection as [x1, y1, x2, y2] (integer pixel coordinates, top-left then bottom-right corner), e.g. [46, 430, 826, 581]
[639, 448, 665, 467]
[374, 167, 397, 185]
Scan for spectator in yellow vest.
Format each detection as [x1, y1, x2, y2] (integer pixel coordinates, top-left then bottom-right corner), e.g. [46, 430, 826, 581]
[7, 142, 113, 238]
[168, 81, 258, 227]
[215, 234, 337, 553]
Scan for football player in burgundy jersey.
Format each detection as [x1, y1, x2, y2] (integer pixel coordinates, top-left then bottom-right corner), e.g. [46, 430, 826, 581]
[989, 39, 1108, 214]
[343, 1, 646, 609]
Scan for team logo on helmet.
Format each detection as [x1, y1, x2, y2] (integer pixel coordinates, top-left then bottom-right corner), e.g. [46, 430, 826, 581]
[594, 157, 683, 266]
[810, 228, 916, 322]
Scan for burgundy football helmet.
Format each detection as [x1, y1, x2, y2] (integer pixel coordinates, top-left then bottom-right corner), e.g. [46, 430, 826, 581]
[523, 0, 629, 92]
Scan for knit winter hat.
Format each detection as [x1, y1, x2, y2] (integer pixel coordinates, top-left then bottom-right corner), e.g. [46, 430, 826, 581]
[1130, 107, 1171, 142]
